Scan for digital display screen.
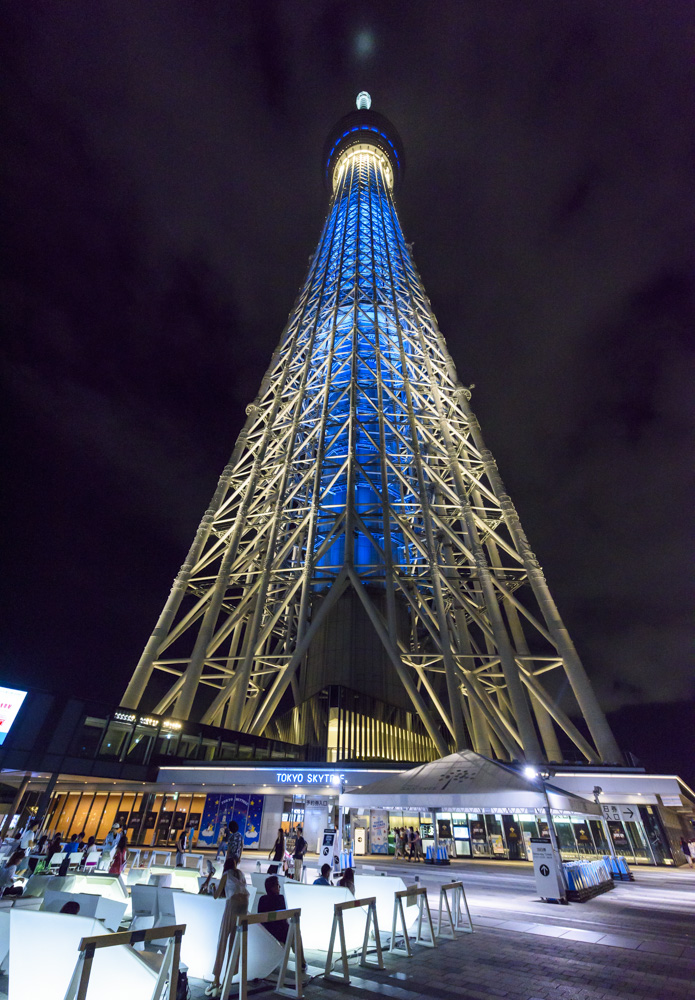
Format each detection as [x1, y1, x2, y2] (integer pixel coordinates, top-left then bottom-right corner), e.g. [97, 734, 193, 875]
[0, 686, 27, 745]
[453, 826, 470, 839]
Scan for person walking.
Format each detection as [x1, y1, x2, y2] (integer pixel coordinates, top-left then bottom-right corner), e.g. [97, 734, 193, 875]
[268, 828, 285, 874]
[680, 837, 694, 868]
[108, 834, 128, 875]
[411, 828, 424, 862]
[205, 856, 250, 997]
[225, 820, 243, 864]
[406, 826, 416, 861]
[216, 824, 230, 861]
[175, 827, 187, 867]
[394, 828, 406, 860]
[19, 820, 38, 853]
[292, 827, 307, 882]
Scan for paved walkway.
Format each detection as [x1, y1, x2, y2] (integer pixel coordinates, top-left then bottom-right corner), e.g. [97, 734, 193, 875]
[188, 857, 695, 1000]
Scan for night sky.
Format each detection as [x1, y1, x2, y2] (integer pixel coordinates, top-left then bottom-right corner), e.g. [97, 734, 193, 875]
[2, 2, 693, 777]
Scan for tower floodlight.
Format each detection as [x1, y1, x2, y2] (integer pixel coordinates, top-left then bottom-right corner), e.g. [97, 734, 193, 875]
[122, 96, 623, 766]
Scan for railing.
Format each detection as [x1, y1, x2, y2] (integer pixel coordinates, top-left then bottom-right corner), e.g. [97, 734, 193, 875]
[324, 896, 383, 983]
[222, 908, 304, 1000]
[390, 885, 436, 956]
[63, 923, 185, 1000]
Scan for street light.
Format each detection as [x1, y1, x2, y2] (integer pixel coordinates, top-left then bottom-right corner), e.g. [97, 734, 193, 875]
[525, 765, 567, 902]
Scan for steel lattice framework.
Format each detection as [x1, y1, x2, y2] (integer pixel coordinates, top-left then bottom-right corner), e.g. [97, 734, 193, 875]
[122, 98, 622, 765]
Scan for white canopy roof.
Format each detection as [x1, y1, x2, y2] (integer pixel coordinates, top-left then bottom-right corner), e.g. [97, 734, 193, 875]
[341, 750, 600, 815]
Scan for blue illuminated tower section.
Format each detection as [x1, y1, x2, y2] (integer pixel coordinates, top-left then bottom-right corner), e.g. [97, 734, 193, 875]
[122, 94, 623, 768]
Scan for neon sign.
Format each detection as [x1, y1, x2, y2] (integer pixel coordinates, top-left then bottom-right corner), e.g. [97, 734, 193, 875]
[276, 771, 346, 785]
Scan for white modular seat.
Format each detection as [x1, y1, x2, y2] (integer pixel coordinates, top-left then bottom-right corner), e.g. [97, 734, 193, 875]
[250, 872, 289, 895]
[354, 874, 418, 937]
[284, 882, 363, 951]
[128, 883, 158, 943]
[171, 888, 271, 982]
[148, 866, 200, 891]
[44, 872, 129, 902]
[0, 912, 8, 974]
[42, 890, 127, 932]
[9, 910, 157, 1000]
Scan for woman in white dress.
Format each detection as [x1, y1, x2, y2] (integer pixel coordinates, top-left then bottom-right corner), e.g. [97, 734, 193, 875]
[205, 855, 249, 997]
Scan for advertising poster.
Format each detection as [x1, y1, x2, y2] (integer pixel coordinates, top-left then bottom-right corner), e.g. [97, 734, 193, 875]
[0, 686, 27, 745]
[608, 821, 629, 849]
[244, 795, 264, 847]
[370, 809, 389, 854]
[490, 834, 505, 855]
[216, 793, 236, 843]
[197, 794, 221, 847]
[470, 820, 486, 841]
[231, 795, 250, 839]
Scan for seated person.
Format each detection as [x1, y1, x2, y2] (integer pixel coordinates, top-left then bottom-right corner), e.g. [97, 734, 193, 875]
[312, 863, 333, 886]
[64, 834, 80, 855]
[337, 866, 355, 895]
[0, 850, 25, 896]
[257, 875, 288, 945]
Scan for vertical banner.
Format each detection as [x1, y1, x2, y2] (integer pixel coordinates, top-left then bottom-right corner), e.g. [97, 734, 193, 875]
[244, 795, 264, 848]
[370, 809, 389, 854]
[232, 794, 250, 838]
[216, 793, 236, 844]
[197, 794, 221, 847]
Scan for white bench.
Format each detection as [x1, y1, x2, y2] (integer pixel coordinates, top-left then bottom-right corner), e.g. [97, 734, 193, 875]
[168, 887, 285, 984]
[353, 874, 419, 940]
[9, 910, 157, 1000]
[42, 889, 127, 932]
[284, 882, 364, 951]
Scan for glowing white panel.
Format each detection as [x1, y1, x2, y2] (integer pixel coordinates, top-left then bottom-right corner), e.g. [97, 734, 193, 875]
[250, 872, 288, 895]
[42, 890, 127, 932]
[354, 875, 418, 937]
[149, 866, 200, 891]
[284, 882, 364, 951]
[9, 910, 156, 1000]
[0, 912, 8, 974]
[171, 890, 276, 981]
[45, 873, 128, 903]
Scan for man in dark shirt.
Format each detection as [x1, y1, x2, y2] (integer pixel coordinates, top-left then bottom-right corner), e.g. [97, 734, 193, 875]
[226, 820, 244, 864]
[257, 875, 288, 945]
[292, 827, 307, 882]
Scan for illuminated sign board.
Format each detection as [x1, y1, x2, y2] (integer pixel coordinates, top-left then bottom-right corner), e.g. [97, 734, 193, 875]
[0, 686, 27, 745]
[276, 771, 346, 785]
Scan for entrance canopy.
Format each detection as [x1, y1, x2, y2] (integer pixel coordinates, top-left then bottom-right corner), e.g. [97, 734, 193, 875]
[340, 750, 600, 816]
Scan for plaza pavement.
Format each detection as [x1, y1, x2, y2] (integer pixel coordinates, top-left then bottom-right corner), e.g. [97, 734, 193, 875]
[2, 856, 691, 999]
[188, 856, 695, 1000]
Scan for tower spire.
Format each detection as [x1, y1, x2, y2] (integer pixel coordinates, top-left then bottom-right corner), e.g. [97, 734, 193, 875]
[121, 99, 623, 766]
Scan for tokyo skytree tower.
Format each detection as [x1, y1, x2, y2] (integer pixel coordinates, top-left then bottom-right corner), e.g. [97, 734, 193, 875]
[122, 94, 622, 766]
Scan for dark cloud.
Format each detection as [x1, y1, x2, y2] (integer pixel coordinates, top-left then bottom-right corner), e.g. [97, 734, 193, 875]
[1, 3, 693, 750]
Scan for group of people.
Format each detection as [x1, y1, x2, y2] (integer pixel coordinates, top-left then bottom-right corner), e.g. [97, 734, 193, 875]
[393, 826, 425, 861]
[0, 818, 131, 894]
[267, 825, 308, 880]
[203, 828, 351, 998]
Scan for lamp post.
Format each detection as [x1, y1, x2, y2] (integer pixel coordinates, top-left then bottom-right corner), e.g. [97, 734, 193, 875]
[593, 786, 617, 860]
[525, 765, 567, 901]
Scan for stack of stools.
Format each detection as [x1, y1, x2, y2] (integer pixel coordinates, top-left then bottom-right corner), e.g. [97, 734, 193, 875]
[425, 846, 450, 865]
[563, 858, 614, 901]
[603, 855, 635, 881]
